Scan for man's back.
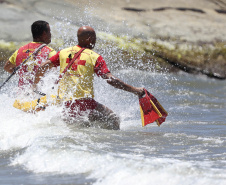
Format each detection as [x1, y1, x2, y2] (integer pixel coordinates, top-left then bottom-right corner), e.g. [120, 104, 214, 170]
[4, 20, 55, 92]
[53, 46, 100, 101]
[9, 42, 55, 88]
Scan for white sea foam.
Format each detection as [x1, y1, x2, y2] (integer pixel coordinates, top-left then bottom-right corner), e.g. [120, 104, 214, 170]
[11, 146, 226, 185]
[0, 70, 225, 185]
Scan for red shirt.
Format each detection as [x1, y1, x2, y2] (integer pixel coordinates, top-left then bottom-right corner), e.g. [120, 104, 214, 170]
[9, 42, 56, 88]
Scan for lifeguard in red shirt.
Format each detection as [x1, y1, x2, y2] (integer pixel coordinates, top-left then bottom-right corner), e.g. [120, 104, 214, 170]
[35, 26, 144, 130]
[4, 20, 56, 92]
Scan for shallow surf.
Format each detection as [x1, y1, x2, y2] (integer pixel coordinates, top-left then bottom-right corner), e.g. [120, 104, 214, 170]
[0, 69, 225, 185]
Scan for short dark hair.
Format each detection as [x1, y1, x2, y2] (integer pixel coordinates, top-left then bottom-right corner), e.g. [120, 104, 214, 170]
[31, 20, 49, 39]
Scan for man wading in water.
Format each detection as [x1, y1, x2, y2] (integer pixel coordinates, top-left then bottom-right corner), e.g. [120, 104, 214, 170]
[4, 20, 56, 98]
[34, 26, 144, 130]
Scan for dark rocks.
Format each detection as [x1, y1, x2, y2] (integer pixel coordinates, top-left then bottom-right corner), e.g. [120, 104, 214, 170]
[153, 7, 205, 14]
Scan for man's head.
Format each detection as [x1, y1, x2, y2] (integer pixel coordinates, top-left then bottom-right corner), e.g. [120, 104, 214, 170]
[31, 20, 51, 44]
[77, 26, 96, 49]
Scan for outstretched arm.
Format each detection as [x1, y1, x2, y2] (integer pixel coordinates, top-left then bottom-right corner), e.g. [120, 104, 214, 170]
[33, 60, 54, 89]
[101, 72, 144, 97]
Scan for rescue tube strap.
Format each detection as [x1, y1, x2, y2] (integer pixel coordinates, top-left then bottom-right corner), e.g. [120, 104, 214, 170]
[37, 98, 41, 105]
[13, 44, 47, 74]
[36, 97, 46, 110]
[0, 44, 46, 90]
[56, 48, 85, 84]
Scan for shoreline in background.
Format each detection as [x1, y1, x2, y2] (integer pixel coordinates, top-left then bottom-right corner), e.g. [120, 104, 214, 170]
[0, 0, 226, 79]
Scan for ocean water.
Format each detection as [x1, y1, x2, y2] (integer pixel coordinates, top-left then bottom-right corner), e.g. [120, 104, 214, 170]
[0, 66, 225, 184]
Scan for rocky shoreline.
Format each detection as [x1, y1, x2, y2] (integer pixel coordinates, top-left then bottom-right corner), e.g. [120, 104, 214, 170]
[0, 0, 226, 79]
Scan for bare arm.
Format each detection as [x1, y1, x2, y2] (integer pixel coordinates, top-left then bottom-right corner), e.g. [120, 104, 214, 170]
[33, 60, 54, 89]
[4, 60, 16, 73]
[101, 72, 144, 97]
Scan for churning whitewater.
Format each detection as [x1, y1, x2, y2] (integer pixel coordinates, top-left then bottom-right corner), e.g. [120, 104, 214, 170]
[0, 68, 225, 184]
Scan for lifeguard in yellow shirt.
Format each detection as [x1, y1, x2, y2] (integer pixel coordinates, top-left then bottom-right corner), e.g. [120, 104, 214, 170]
[35, 26, 144, 130]
[4, 20, 56, 95]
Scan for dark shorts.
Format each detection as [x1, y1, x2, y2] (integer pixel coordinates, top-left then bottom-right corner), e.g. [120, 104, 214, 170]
[63, 98, 98, 118]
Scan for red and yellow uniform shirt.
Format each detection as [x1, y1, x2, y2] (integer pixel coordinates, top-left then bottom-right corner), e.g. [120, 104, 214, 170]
[9, 42, 56, 88]
[49, 45, 110, 101]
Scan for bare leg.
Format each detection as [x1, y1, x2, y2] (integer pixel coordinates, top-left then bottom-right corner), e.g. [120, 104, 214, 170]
[88, 102, 120, 130]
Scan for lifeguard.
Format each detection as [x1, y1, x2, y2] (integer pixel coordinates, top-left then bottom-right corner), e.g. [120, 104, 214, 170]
[34, 26, 145, 130]
[4, 20, 56, 95]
